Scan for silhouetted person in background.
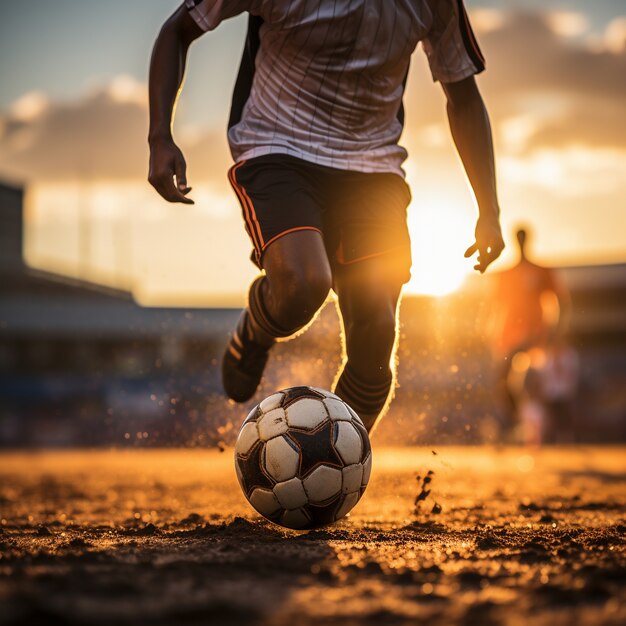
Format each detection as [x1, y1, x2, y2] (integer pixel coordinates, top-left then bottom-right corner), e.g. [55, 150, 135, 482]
[539, 336, 579, 443]
[491, 227, 573, 443]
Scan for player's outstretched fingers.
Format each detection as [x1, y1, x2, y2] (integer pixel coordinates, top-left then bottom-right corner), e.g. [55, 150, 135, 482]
[466, 217, 505, 272]
[150, 173, 194, 204]
[148, 140, 194, 204]
[476, 241, 504, 273]
[174, 156, 193, 196]
[483, 238, 505, 271]
[464, 242, 478, 258]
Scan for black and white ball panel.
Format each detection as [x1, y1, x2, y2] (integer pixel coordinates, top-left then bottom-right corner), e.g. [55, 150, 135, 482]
[273, 476, 308, 509]
[281, 385, 325, 406]
[341, 463, 363, 494]
[259, 391, 285, 413]
[333, 421, 363, 465]
[234, 386, 372, 529]
[264, 435, 300, 481]
[257, 407, 290, 441]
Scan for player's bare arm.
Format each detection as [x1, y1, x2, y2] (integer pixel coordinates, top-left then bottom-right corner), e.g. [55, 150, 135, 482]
[442, 76, 505, 273]
[148, 5, 204, 204]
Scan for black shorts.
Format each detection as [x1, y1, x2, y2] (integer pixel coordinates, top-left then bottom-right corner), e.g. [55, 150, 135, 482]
[228, 154, 412, 283]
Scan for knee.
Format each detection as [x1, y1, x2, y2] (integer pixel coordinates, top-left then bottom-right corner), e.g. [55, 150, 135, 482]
[269, 265, 332, 326]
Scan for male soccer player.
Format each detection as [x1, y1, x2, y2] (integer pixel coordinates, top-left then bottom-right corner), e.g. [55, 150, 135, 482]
[148, 0, 505, 433]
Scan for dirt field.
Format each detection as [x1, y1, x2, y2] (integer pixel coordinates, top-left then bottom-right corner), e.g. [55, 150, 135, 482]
[0, 446, 624, 625]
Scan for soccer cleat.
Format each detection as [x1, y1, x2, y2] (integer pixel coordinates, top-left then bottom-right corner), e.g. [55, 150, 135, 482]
[221, 311, 272, 403]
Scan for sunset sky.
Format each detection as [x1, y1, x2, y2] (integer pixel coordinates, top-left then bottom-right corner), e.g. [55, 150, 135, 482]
[1, 1, 625, 305]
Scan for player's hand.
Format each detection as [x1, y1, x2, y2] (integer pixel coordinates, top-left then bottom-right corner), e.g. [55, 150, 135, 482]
[464, 214, 504, 273]
[148, 138, 194, 204]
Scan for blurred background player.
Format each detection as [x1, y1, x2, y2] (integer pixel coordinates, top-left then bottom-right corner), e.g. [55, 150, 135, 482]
[490, 226, 575, 443]
[148, 1, 505, 433]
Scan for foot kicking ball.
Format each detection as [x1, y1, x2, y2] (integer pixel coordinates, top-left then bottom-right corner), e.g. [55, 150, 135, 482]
[234, 386, 372, 529]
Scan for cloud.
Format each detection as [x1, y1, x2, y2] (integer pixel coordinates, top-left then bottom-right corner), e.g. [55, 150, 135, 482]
[478, 11, 626, 98]
[9, 91, 49, 122]
[407, 9, 626, 155]
[545, 11, 589, 38]
[0, 77, 148, 182]
[2, 9, 626, 186]
[604, 16, 626, 54]
[403, 8, 626, 160]
[0, 75, 232, 187]
[470, 8, 506, 35]
[473, 10, 626, 153]
[499, 146, 626, 196]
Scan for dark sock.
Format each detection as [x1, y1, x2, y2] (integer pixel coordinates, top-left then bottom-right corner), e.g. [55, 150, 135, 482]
[334, 364, 393, 430]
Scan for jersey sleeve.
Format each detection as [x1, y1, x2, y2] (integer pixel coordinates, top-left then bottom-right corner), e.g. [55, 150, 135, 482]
[422, 0, 485, 83]
[184, 0, 255, 32]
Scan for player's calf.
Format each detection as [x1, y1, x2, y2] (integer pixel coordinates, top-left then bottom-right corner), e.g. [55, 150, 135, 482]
[223, 229, 332, 403]
[222, 269, 331, 402]
[333, 279, 401, 432]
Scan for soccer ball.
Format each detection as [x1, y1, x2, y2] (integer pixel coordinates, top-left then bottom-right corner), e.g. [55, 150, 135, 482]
[234, 386, 372, 529]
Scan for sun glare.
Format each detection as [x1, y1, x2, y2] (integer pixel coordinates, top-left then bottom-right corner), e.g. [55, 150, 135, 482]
[404, 200, 474, 297]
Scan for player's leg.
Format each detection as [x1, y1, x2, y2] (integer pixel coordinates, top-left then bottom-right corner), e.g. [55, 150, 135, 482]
[327, 171, 412, 433]
[223, 156, 331, 402]
[333, 262, 403, 433]
[223, 231, 331, 402]
[248, 230, 332, 343]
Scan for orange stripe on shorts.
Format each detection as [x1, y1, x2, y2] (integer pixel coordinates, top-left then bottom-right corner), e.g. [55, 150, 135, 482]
[228, 162, 264, 253]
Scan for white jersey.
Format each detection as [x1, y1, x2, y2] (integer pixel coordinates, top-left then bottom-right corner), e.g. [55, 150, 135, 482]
[185, 0, 485, 176]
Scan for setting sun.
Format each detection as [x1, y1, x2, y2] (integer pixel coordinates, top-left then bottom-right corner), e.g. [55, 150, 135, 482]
[404, 199, 475, 296]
